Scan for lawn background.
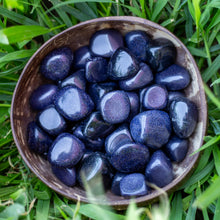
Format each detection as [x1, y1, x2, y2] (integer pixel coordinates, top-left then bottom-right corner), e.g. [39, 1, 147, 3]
[0, 0, 220, 219]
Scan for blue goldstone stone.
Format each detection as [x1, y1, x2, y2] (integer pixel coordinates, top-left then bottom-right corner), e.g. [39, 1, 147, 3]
[111, 172, 126, 196]
[74, 46, 92, 69]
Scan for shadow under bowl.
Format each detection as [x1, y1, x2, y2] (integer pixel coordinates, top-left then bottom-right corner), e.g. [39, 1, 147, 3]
[11, 16, 207, 210]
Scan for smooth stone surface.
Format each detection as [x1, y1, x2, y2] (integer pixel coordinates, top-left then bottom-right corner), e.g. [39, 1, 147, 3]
[48, 133, 85, 167]
[82, 111, 114, 139]
[139, 87, 148, 112]
[90, 29, 124, 57]
[60, 69, 86, 91]
[165, 136, 189, 162]
[167, 91, 185, 108]
[145, 150, 173, 188]
[85, 57, 108, 83]
[74, 46, 92, 69]
[40, 47, 73, 81]
[155, 64, 191, 90]
[169, 97, 198, 138]
[37, 105, 66, 136]
[29, 84, 58, 111]
[54, 86, 94, 121]
[110, 143, 150, 173]
[100, 90, 130, 124]
[105, 124, 133, 156]
[52, 166, 76, 187]
[108, 47, 139, 80]
[126, 92, 140, 121]
[111, 172, 126, 196]
[88, 82, 118, 107]
[125, 30, 150, 62]
[130, 110, 172, 149]
[27, 121, 53, 154]
[77, 152, 113, 193]
[120, 173, 148, 197]
[146, 38, 176, 72]
[143, 84, 168, 110]
[119, 62, 153, 91]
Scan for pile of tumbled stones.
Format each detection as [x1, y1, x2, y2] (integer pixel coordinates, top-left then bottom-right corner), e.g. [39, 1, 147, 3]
[27, 29, 198, 197]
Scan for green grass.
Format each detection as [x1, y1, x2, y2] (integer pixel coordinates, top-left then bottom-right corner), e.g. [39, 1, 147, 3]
[0, 0, 220, 219]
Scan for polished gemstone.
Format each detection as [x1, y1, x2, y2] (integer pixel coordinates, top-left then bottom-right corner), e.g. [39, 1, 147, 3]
[111, 172, 126, 196]
[74, 46, 92, 69]
[126, 92, 140, 121]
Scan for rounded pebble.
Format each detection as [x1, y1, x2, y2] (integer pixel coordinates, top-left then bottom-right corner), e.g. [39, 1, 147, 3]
[48, 133, 85, 167]
[74, 46, 92, 69]
[100, 90, 130, 124]
[126, 92, 140, 121]
[130, 110, 172, 149]
[111, 172, 126, 196]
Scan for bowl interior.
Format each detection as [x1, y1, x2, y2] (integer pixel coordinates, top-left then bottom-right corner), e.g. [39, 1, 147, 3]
[11, 17, 207, 209]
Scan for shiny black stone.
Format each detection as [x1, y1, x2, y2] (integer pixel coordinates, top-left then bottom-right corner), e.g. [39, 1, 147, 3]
[90, 29, 124, 57]
[155, 64, 191, 90]
[111, 172, 126, 196]
[82, 111, 114, 139]
[142, 84, 168, 110]
[77, 152, 114, 193]
[105, 124, 133, 156]
[130, 110, 171, 149]
[108, 47, 139, 80]
[120, 173, 148, 197]
[119, 62, 153, 91]
[145, 150, 173, 188]
[169, 97, 198, 138]
[40, 47, 73, 81]
[165, 136, 189, 162]
[88, 82, 118, 107]
[74, 46, 92, 69]
[52, 165, 76, 187]
[29, 84, 58, 111]
[85, 57, 108, 83]
[48, 133, 85, 167]
[27, 121, 53, 154]
[125, 30, 150, 62]
[60, 69, 86, 91]
[146, 38, 176, 72]
[54, 86, 94, 121]
[126, 92, 140, 121]
[100, 90, 130, 124]
[37, 105, 66, 136]
[110, 142, 150, 173]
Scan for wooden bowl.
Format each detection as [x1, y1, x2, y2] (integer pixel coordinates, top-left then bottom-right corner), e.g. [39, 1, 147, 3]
[11, 16, 207, 209]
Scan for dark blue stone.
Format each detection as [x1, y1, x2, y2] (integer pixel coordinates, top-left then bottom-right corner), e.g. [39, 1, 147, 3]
[40, 47, 73, 81]
[77, 152, 114, 192]
[27, 121, 53, 154]
[126, 92, 140, 121]
[167, 91, 185, 108]
[165, 136, 189, 162]
[169, 97, 198, 138]
[105, 124, 133, 156]
[155, 64, 191, 90]
[130, 110, 171, 149]
[100, 90, 130, 124]
[146, 38, 176, 72]
[119, 62, 153, 91]
[111, 172, 126, 196]
[85, 57, 108, 83]
[29, 84, 58, 111]
[52, 165, 76, 187]
[120, 173, 148, 197]
[108, 47, 139, 80]
[139, 87, 148, 112]
[110, 142, 150, 173]
[88, 82, 118, 107]
[74, 46, 92, 69]
[60, 69, 86, 90]
[145, 150, 174, 188]
[82, 111, 114, 139]
[125, 30, 150, 62]
[37, 105, 66, 136]
[90, 29, 123, 57]
[54, 86, 94, 121]
[48, 133, 85, 167]
[142, 84, 168, 110]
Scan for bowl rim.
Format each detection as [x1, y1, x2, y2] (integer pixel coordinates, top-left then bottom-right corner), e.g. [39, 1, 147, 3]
[11, 16, 207, 209]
